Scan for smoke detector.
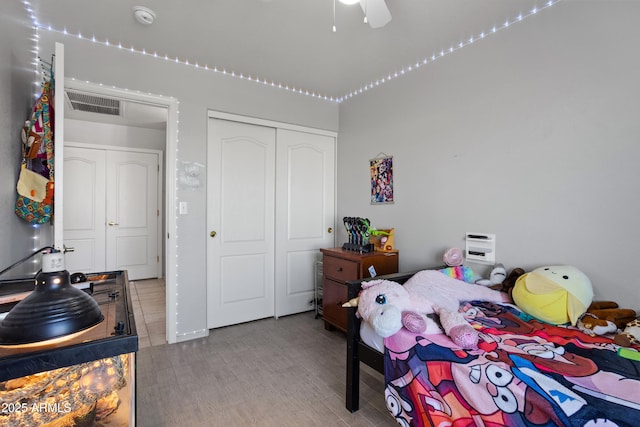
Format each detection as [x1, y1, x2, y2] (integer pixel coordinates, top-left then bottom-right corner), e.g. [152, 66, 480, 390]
[133, 6, 156, 25]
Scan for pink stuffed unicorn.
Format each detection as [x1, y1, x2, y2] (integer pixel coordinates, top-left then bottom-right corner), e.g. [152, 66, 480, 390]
[345, 270, 511, 349]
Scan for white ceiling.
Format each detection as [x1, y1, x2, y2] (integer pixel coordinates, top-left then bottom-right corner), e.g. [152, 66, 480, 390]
[30, 0, 557, 128]
[32, 0, 555, 100]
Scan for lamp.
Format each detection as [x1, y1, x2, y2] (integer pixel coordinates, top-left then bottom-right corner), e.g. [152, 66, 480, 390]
[0, 251, 103, 345]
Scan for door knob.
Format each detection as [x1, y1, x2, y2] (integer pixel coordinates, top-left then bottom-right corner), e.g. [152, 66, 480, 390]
[328, 227, 333, 233]
[108, 221, 119, 226]
[210, 230, 217, 238]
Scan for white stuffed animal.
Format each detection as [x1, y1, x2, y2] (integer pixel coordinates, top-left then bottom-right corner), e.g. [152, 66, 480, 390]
[345, 270, 511, 349]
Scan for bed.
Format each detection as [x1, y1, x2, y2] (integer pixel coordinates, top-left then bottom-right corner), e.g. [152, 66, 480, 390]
[346, 270, 420, 412]
[345, 270, 640, 426]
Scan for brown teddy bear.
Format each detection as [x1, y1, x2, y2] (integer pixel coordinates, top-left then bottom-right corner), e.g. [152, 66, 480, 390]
[586, 301, 636, 330]
[489, 267, 525, 295]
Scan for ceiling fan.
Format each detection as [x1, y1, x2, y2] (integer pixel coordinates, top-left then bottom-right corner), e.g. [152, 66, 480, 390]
[340, 0, 392, 29]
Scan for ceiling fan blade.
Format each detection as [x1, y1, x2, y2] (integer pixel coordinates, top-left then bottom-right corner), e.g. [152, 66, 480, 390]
[360, 0, 392, 29]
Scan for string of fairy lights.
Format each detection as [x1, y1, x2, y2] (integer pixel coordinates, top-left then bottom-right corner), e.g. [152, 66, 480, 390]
[25, 0, 560, 104]
[20, 0, 559, 339]
[342, 0, 560, 101]
[22, 1, 41, 98]
[21, 0, 45, 268]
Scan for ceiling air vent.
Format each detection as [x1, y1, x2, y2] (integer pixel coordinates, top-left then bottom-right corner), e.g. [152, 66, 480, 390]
[64, 90, 122, 116]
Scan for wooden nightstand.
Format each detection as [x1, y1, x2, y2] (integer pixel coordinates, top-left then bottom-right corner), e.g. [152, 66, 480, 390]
[320, 247, 399, 332]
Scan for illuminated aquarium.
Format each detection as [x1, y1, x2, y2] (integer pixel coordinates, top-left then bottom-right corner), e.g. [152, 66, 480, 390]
[0, 271, 138, 426]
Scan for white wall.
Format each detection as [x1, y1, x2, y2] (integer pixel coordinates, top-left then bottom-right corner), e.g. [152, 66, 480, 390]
[0, 2, 43, 274]
[65, 119, 166, 151]
[38, 31, 339, 340]
[337, 0, 640, 310]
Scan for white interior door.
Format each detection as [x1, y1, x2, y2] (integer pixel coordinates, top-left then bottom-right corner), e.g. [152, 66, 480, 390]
[105, 150, 159, 280]
[63, 146, 159, 280]
[275, 129, 335, 317]
[63, 147, 106, 273]
[207, 118, 276, 329]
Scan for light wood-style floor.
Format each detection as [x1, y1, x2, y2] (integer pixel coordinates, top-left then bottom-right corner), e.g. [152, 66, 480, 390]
[129, 279, 395, 426]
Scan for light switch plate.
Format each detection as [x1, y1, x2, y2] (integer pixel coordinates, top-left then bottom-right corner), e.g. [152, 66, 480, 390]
[179, 201, 188, 215]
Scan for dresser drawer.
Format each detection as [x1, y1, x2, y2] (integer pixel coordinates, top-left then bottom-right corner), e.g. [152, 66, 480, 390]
[323, 256, 358, 282]
[322, 279, 348, 332]
[320, 247, 399, 332]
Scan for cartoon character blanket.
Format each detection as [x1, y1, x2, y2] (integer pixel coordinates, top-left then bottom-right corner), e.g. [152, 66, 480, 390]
[384, 301, 640, 427]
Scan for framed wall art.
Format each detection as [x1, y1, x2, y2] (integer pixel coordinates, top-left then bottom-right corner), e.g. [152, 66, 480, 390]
[370, 154, 393, 204]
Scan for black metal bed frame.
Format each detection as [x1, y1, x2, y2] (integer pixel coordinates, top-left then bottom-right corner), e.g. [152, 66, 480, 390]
[344, 270, 420, 412]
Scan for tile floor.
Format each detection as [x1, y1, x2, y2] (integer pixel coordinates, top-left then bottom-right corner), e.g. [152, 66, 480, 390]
[129, 278, 167, 348]
[129, 281, 396, 426]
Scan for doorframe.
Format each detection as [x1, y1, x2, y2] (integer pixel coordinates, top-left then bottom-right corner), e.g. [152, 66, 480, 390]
[65, 142, 164, 279]
[63, 78, 179, 344]
[208, 111, 338, 138]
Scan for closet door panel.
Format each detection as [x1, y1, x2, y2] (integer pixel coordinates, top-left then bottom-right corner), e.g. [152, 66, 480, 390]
[288, 145, 325, 239]
[220, 139, 269, 243]
[63, 147, 106, 274]
[275, 129, 335, 317]
[105, 150, 159, 280]
[207, 118, 276, 329]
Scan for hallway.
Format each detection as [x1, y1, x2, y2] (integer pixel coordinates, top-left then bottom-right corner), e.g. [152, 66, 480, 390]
[130, 278, 166, 348]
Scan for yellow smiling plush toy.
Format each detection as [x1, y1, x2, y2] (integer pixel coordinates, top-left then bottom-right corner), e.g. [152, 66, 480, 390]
[512, 265, 594, 325]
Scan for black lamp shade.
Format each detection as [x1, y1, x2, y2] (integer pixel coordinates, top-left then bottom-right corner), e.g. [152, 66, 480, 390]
[0, 270, 104, 345]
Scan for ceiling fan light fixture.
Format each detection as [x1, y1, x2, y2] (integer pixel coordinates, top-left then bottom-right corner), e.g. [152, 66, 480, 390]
[133, 6, 156, 25]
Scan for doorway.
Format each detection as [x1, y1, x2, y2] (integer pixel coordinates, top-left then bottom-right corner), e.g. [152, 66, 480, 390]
[60, 79, 179, 343]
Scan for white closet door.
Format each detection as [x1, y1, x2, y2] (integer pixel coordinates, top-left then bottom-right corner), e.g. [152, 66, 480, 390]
[105, 150, 159, 280]
[64, 147, 159, 280]
[207, 118, 276, 329]
[63, 147, 107, 273]
[275, 129, 335, 317]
